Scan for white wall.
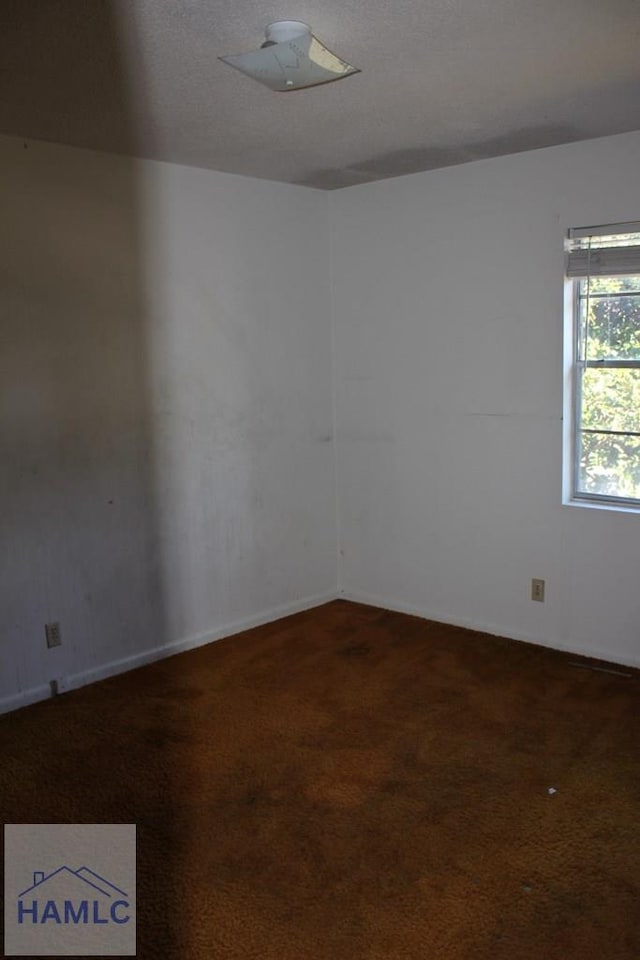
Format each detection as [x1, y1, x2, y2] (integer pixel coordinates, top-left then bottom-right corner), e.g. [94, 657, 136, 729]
[331, 131, 640, 667]
[3, 129, 639, 716]
[0, 136, 336, 712]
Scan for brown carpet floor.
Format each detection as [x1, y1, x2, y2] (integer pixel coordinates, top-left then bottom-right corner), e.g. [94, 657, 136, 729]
[1, 600, 639, 959]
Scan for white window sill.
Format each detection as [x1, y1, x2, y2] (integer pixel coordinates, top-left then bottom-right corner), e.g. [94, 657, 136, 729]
[563, 496, 640, 515]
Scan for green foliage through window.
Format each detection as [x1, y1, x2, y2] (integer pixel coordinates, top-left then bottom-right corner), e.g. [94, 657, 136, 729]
[577, 275, 640, 500]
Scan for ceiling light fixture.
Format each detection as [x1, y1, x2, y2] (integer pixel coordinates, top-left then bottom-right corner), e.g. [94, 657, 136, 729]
[219, 21, 360, 92]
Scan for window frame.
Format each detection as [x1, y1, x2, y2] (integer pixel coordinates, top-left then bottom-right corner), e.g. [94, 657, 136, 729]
[564, 223, 640, 511]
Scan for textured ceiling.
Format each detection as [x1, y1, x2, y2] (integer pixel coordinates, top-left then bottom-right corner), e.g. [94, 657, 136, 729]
[2, 0, 640, 189]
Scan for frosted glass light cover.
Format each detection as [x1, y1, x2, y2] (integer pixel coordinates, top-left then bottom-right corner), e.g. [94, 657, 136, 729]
[220, 26, 360, 92]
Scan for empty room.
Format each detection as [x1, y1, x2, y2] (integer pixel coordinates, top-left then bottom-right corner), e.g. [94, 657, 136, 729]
[1, 2, 639, 958]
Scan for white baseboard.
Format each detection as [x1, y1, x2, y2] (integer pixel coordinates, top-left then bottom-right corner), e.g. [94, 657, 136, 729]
[0, 682, 53, 717]
[0, 589, 339, 717]
[340, 587, 640, 670]
[4, 585, 634, 718]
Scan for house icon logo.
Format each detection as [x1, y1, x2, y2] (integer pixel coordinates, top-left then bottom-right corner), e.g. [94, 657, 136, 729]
[4, 823, 136, 957]
[18, 864, 131, 925]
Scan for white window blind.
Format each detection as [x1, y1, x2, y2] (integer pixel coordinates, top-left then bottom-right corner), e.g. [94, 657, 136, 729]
[566, 221, 640, 278]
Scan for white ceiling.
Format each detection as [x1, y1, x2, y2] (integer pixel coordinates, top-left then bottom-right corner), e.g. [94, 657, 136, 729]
[2, 0, 640, 189]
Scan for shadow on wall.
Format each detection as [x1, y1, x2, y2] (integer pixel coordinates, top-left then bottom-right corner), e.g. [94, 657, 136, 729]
[0, 4, 178, 957]
[1, 6, 336, 955]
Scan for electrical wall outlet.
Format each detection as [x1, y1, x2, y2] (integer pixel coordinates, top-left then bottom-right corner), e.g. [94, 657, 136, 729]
[531, 579, 545, 602]
[45, 622, 62, 648]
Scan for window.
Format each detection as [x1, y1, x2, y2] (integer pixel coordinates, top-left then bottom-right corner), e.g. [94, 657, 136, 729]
[565, 222, 640, 507]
